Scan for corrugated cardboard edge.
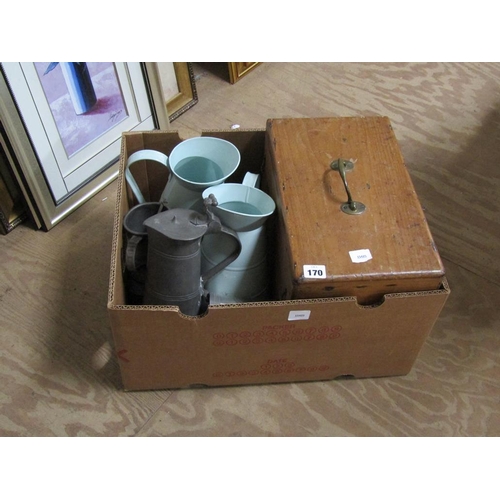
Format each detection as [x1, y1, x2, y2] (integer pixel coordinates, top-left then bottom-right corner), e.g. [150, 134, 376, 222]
[107, 137, 125, 309]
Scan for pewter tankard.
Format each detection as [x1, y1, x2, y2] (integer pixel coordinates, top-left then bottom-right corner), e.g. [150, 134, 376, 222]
[142, 198, 241, 316]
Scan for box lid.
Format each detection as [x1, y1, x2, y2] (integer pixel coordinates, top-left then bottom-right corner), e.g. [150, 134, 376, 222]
[266, 116, 445, 302]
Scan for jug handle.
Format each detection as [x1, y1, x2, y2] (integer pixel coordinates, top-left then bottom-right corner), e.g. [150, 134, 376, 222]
[125, 150, 170, 204]
[201, 195, 242, 283]
[201, 223, 242, 284]
[242, 171, 261, 188]
[125, 235, 144, 272]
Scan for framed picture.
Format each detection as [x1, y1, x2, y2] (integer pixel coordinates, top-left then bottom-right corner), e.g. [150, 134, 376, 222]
[228, 62, 261, 84]
[0, 62, 158, 230]
[0, 134, 28, 234]
[151, 62, 198, 122]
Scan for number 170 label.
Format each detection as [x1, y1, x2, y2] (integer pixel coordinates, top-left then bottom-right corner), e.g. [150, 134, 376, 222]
[303, 264, 327, 279]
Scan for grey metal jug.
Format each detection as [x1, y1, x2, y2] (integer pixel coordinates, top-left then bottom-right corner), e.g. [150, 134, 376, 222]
[122, 202, 163, 304]
[142, 198, 241, 316]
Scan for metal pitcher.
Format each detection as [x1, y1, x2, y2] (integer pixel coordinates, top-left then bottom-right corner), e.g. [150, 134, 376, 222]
[122, 202, 163, 304]
[142, 196, 241, 316]
[201, 173, 276, 304]
[125, 137, 241, 213]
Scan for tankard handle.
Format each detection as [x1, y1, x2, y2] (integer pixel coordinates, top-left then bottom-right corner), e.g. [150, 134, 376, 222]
[125, 235, 147, 272]
[125, 150, 170, 204]
[201, 195, 242, 283]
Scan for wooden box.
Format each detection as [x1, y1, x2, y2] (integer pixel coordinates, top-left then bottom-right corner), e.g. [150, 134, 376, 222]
[264, 116, 446, 305]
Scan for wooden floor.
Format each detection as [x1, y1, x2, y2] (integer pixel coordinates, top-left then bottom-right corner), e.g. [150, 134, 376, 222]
[1, 62, 499, 436]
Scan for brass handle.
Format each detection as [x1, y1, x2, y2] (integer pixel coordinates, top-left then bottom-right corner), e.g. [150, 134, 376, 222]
[330, 158, 366, 215]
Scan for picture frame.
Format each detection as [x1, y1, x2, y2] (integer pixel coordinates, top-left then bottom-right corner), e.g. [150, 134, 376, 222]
[151, 62, 198, 122]
[0, 133, 28, 234]
[228, 62, 261, 84]
[0, 62, 159, 230]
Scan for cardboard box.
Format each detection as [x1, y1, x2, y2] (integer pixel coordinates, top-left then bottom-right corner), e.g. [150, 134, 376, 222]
[107, 128, 449, 391]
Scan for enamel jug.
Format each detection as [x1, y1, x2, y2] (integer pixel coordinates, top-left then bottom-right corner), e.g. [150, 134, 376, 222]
[201, 174, 276, 303]
[125, 137, 240, 213]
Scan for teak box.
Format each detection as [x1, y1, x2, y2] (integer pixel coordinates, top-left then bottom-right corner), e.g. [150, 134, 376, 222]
[107, 125, 449, 391]
[266, 116, 446, 304]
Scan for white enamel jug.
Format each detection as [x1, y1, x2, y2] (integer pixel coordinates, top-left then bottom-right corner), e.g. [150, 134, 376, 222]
[125, 137, 241, 212]
[201, 173, 276, 304]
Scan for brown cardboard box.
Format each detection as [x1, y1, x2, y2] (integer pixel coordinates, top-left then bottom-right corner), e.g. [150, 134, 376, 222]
[107, 128, 449, 391]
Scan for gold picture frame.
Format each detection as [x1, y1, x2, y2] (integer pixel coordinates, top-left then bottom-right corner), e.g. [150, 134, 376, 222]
[228, 62, 261, 84]
[144, 63, 198, 124]
[167, 62, 198, 121]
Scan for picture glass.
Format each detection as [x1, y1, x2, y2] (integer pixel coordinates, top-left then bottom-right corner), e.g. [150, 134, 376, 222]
[34, 62, 129, 158]
[157, 62, 179, 102]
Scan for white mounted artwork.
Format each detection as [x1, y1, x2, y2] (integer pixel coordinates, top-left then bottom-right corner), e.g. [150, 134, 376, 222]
[0, 62, 158, 229]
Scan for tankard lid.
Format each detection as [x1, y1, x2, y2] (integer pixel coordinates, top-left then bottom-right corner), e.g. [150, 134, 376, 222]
[144, 208, 208, 241]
